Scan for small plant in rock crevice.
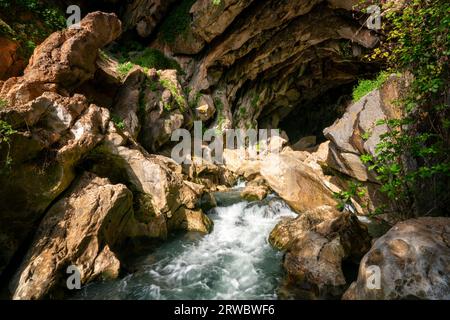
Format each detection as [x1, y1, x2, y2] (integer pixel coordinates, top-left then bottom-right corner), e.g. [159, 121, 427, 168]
[117, 61, 134, 79]
[189, 91, 203, 110]
[214, 97, 226, 134]
[111, 115, 126, 131]
[159, 78, 187, 111]
[0, 119, 17, 172]
[333, 181, 366, 212]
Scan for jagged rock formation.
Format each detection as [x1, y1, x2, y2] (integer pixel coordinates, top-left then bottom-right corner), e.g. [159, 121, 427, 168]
[10, 173, 132, 300]
[173, 0, 379, 131]
[270, 206, 371, 299]
[0, 12, 214, 297]
[0, 12, 122, 277]
[33, 0, 380, 136]
[323, 74, 411, 183]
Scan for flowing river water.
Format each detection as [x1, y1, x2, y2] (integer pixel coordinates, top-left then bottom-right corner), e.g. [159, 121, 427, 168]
[74, 188, 297, 300]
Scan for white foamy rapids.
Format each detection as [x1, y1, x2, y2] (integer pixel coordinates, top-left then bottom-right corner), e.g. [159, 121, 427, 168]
[76, 197, 297, 300]
[232, 179, 246, 189]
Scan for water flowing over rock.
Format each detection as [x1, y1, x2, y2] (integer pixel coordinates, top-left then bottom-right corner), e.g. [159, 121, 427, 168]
[0, 0, 444, 302]
[343, 217, 450, 300]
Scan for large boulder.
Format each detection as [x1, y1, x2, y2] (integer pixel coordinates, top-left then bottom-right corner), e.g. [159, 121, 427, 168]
[240, 177, 269, 201]
[261, 152, 338, 213]
[139, 69, 191, 152]
[182, 156, 237, 191]
[0, 93, 110, 275]
[23, 12, 122, 88]
[88, 130, 213, 240]
[9, 173, 133, 300]
[0, 12, 121, 106]
[343, 217, 450, 300]
[323, 74, 410, 182]
[270, 206, 371, 299]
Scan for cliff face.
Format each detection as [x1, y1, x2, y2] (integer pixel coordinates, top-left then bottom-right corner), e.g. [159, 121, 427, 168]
[154, 0, 379, 131]
[2, 0, 379, 130]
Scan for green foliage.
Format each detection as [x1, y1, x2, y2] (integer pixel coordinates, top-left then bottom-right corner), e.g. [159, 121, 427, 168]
[212, 0, 221, 5]
[159, 78, 187, 111]
[352, 72, 389, 102]
[128, 48, 182, 72]
[0, 99, 7, 109]
[159, 0, 196, 44]
[0, 0, 65, 59]
[251, 94, 259, 108]
[360, 0, 450, 216]
[116, 61, 134, 78]
[0, 119, 16, 171]
[333, 181, 366, 211]
[0, 0, 65, 32]
[0, 120, 15, 143]
[163, 102, 172, 112]
[239, 106, 247, 117]
[111, 115, 126, 130]
[115, 47, 182, 78]
[189, 91, 203, 110]
[361, 130, 371, 141]
[148, 81, 159, 92]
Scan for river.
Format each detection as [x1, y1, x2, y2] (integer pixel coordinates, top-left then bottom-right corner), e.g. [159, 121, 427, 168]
[74, 188, 297, 300]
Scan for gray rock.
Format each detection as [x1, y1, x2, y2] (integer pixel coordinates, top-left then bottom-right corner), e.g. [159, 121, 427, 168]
[343, 217, 450, 300]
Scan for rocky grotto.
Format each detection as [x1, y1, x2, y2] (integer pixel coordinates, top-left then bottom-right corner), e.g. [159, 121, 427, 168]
[0, 0, 448, 301]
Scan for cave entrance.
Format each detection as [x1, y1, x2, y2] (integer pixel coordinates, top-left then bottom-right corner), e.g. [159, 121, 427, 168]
[278, 83, 355, 146]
